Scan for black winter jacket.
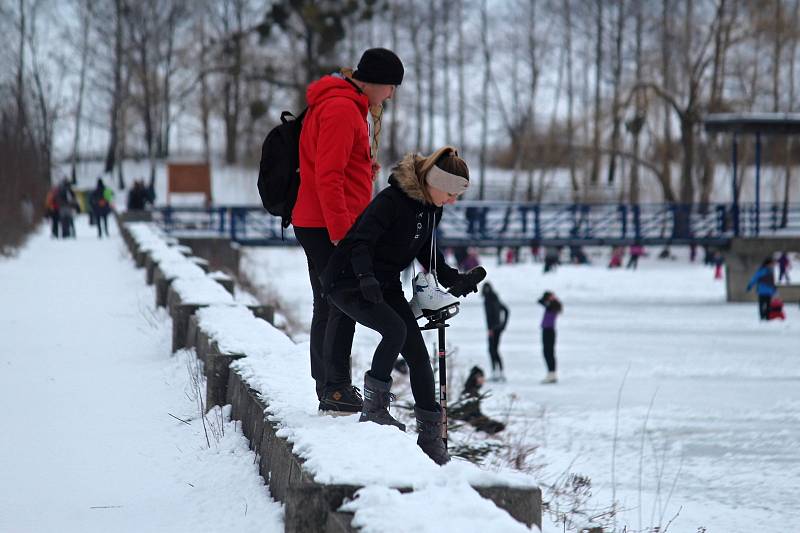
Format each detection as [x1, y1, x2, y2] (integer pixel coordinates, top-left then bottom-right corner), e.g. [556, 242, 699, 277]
[322, 153, 460, 294]
[483, 290, 509, 331]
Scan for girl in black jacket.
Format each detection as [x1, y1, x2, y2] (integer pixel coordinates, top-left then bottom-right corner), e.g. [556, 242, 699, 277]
[481, 283, 509, 381]
[322, 146, 479, 465]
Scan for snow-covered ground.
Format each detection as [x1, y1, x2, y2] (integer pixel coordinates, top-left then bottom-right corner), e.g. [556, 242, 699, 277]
[242, 245, 800, 533]
[0, 217, 283, 532]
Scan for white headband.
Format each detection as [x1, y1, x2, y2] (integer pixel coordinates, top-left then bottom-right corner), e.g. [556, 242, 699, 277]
[427, 165, 469, 195]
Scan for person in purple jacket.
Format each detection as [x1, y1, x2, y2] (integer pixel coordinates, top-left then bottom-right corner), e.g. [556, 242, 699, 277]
[538, 291, 563, 384]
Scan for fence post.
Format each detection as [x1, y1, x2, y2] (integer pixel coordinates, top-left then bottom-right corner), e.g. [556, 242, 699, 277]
[771, 204, 779, 232]
[715, 204, 726, 233]
[633, 205, 641, 240]
[619, 205, 628, 239]
[533, 205, 541, 241]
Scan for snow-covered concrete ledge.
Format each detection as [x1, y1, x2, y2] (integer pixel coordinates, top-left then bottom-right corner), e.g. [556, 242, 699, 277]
[193, 305, 542, 533]
[119, 222, 274, 351]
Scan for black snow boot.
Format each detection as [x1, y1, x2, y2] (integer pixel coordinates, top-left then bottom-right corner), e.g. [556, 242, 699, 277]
[359, 372, 406, 431]
[414, 404, 451, 465]
[319, 384, 363, 415]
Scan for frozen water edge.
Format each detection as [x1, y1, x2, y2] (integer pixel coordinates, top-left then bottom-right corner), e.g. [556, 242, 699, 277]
[243, 245, 800, 532]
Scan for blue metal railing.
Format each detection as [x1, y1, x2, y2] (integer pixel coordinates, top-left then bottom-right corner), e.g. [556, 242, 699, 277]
[151, 202, 800, 247]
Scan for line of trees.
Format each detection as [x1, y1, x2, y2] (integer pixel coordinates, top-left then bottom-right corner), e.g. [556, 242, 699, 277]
[4, 0, 799, 209]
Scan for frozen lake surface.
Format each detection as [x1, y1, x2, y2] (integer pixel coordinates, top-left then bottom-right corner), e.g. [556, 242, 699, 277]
[243, 245, 799, 533]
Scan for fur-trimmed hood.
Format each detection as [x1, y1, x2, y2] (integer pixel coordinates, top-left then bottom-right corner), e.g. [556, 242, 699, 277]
[389, 153, 429, 204]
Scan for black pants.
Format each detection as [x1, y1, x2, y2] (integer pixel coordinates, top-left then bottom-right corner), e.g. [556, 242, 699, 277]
[294, 227, 356, 398]
[758, 295, 772, 320]
[488, 328, 503, 371]
[96, 213, 109, 237]
[626, 255, 639, 269]
[329, 286, 437, 411]
[542, 327, 556, 372]
[50, 214, 59, 238]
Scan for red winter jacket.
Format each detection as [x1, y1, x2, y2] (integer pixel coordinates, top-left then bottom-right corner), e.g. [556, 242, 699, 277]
[292, 75, 373, 241]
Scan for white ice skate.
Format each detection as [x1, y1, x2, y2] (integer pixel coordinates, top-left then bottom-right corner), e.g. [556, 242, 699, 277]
[409, 272, 460, 322]
[541, 371, 558, 384]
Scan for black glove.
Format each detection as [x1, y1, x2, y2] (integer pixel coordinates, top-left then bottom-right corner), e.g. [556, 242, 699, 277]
[449, 266, 487, 297]
[359, 275, 383, 304]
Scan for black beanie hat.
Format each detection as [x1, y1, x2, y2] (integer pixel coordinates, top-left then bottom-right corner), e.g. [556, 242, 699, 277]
[353, 48, 404, 86]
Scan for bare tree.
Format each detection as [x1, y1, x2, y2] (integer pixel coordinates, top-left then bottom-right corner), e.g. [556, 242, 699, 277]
[628, 0, 644, 204]
[456, 0, 466, 151]
[478, 0, 491, 199]
[632, 0, 725, 207]
[589, 0, 603, 186]
[563, 0, 579, 199]
[102, 0, 125, 187]
[426, 0, 437, 152]
[70, 0, 92, 184]
[781, 0, 799, 227]
[606, 0, 626, 185]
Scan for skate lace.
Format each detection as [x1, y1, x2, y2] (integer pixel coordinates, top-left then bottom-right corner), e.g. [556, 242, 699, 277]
[351, 386, 363, 401]
[428, 211, 441, 289]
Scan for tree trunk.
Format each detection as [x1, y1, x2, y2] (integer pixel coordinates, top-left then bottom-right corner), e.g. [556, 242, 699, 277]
[442, 0, 451, 145]
[564, 0, 578, 200]
[699, 0, 729, 210]
[772, 0, 783, 113]
[411, 0, 423, 152]
[199, 16, 210, 162]
[780, 0, 798, 227]
[660, 0, 673, 200]
[387, 1, 399, 162]
[589, 0, 603, 186]
[478, 0, 490, 200]
[606, 0, 625, 185]
[427, 0, 436, 152]
[159, 7, 176, 159]
[679, 115, 694, 205]
[457, 0, 466, 151]
[526, 0, 539, 201]
[70, 0, 91, 185]
[630, 0, 643, 204]
[106, 0, 123, 184]
[223, 3, 243, 164]
[16, 0, 27, 136]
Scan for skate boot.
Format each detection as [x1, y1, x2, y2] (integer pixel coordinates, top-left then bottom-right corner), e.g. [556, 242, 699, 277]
[319, 384, 363, 415]
[409, 272, 460, 322]
[541, 371, 558, 384]
[359, 372, 406, 431]
[415, 404, 450, 465]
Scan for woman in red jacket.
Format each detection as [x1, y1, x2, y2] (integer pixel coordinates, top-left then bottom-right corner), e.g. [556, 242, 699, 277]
[293, 48, 404, 413]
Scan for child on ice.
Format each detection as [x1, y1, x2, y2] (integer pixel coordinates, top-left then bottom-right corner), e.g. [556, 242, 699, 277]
[538, 291, 563, 384]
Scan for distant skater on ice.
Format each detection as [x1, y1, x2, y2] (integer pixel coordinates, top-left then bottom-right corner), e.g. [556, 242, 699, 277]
[481, 282, 509, 382]
[538, 291, 563, 384]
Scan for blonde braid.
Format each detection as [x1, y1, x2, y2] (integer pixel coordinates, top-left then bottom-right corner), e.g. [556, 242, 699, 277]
[341, 67, 382, 162]
[369, 104, 383, 161]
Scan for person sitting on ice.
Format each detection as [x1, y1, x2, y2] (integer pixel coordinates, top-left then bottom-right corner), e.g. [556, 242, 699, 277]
[321, 146, 483, 465]
[450, 366, 506, 435]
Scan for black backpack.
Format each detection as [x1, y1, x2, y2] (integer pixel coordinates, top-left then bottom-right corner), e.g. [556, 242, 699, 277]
[257, 108, 307, 228]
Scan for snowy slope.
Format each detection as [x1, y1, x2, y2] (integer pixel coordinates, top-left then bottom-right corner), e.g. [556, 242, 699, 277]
[242, 245, 800, 533]
[0, 218, 282, 533]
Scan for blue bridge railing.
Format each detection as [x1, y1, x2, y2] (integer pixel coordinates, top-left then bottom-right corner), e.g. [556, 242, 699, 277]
[151, 202, 800, 247]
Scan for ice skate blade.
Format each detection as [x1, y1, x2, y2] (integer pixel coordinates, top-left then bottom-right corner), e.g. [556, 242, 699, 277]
[420, 304, 460, 322]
